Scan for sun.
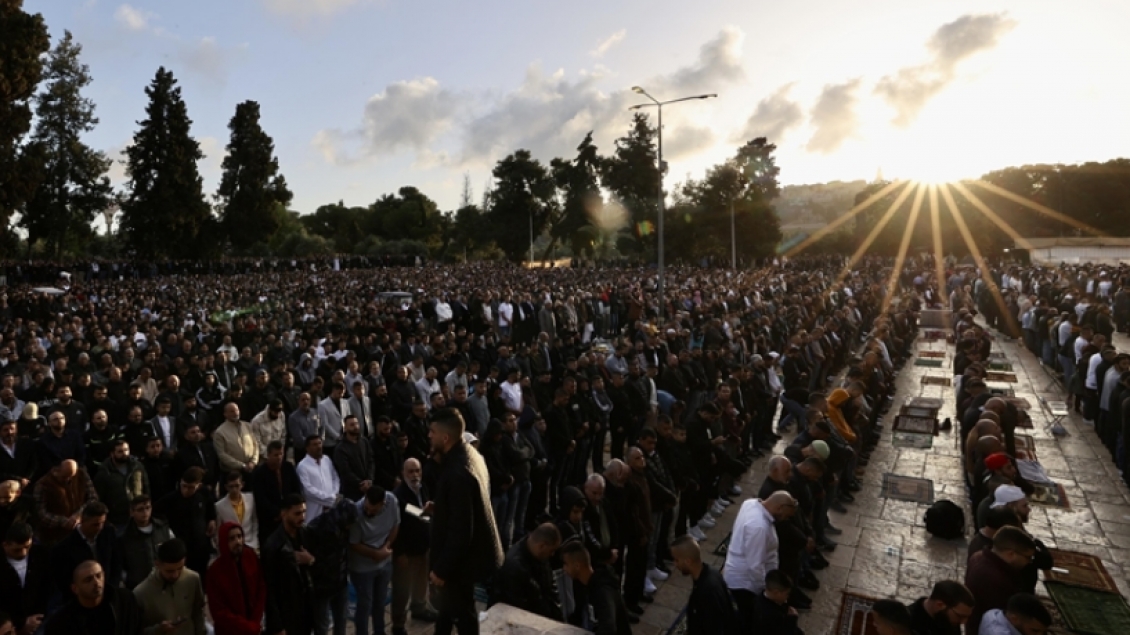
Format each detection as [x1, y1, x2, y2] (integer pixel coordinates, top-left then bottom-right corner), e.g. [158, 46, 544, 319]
[886, 155, 972, 185]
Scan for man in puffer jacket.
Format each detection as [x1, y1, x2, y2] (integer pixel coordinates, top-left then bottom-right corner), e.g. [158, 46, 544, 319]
[978, 593, 1052, 635]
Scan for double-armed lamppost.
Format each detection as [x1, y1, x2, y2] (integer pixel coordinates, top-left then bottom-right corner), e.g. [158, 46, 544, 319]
[629, 86, 717, 319]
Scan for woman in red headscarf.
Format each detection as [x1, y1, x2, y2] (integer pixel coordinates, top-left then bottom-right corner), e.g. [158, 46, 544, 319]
[207, 521, 267, 635]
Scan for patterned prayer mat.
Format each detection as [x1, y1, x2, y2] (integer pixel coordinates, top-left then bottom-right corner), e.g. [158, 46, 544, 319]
[901, 406, 938, 419]
[835, 591, 882, 635]
[1043, 549, 1120, 593]
[881, 473, 935, 504]
[1041, 596, 1072, 635]
[1045, 581, 1130, 635]
[922, 330, 950, 341]
[894, 414, 938, 435]
[989, 360, 1014, 371]
[986, 371, 1019, 383]
[914, 358, 944, 367]
[1015, 434, 1038, 461]
[921, 375, 952, 387]
[1031, 482, 1069, 509]
[893, 432, 934, 449]
[918, 350, 946, 358]
[907, 397, 944, 409]
[713, 532, 731, 556]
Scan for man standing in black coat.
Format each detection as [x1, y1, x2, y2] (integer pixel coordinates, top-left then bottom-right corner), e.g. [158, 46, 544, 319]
[252, 441, 303, 547]
[671, 536, 741, 635]
[0, 522, 50, 635]
[44, 560, 142, 635]
[428, 408, 504, 635]
[392, 457, 437, 634]
[154, 467, 215, 582]
[48, 501, 123, 602]
[261, 494, 316, 635]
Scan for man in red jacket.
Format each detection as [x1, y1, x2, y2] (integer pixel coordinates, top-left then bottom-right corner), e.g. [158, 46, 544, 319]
[206, 522, 266, 635]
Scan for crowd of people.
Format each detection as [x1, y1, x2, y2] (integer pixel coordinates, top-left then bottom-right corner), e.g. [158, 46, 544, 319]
[0, 256, 1121, 635]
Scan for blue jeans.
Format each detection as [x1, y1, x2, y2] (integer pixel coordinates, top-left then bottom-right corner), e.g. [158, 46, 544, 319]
[351, 565, 393, 635]
[777, 394, 807, 431]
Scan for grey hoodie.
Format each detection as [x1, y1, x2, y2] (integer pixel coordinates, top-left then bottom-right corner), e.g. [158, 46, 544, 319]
[978, 609, 1020, 635]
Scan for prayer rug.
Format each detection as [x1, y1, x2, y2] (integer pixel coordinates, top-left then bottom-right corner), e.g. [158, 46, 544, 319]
[666, 608, 688, 635]
[1015, 434, 1038, 461]
[989, 360, 1014, 371]
[713, 532, 731, 557]
[894, 414, 938, 435]
[914, 358, 944, 368]
[881, 473, 935, 504]
[893, 432, 934, 449]
[986, 371, 1019, 383]
[907, 397, 944, 409]
[901, 406, 938, 419]
[1031, 482, 1069, 509]
[1040, 596, 1072, 635]
[1005, 396, 1032, 410]
[1045, 581, 1130, 635]
[834, 591, 882, 635]
[922, 330, 949, 341]
[1043, 549, 1119, 593]
[921, 375, 952, 387]
[918, 350, 946, 358]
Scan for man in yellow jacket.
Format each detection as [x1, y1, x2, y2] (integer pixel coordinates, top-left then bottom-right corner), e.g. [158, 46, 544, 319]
[825, 384, 863, 445]
[213, 403, 260, 481]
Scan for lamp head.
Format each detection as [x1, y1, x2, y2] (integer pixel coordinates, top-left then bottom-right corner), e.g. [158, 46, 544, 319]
[632, 86, 645, 94]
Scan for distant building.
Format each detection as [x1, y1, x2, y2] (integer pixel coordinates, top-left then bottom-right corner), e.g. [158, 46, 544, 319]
[1019, 237, 1130, 265]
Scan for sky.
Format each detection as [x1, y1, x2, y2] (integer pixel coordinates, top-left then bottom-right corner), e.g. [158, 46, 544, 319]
[29, 0, 1130, 219]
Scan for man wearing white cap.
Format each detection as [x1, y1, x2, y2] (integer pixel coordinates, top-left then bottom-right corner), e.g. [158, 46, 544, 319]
[988, 485, 1029, 523]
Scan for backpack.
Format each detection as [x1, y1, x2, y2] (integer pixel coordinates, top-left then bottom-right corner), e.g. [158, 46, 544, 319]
[924, 500, 965, 539]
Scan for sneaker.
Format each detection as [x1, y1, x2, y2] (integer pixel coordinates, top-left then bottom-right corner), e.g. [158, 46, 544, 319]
[729, 485, 742, 496]
[648, 567, 669, 582]
[711, 502, 726, 516]
[644, 578, 658, 594]
[698, 515, 717, 529]
[718, 498, 733, 507]
[825, 524, 843, 535]
[688, 526, 707, 541]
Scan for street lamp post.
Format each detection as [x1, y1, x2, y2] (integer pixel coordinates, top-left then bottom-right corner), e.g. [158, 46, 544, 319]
[629, 87, 717, 320]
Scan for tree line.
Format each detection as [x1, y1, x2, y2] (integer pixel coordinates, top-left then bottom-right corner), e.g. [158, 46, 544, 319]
[0, 2, 785, 263]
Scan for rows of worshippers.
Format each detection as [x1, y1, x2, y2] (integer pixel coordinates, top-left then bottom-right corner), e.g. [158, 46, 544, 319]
[0, 257, 920, 635]
[945, 261, 1130, 485]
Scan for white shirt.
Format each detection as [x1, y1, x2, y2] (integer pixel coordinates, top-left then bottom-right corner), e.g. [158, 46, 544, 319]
[6, 556, 27, 586]
[1086, 353, 1103, 390]
[500, 380, 523, 412]
[498, 302, 513, 327]
[297, 455, 340, 521]
[722, 499, 779, 593]
[435, 301, 453, 322]
[156, 415, 173, 449]
[1057, 320, 1073, 348]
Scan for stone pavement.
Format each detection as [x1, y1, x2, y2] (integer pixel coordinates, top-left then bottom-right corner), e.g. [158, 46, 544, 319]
[631, 327, 1130, 635]
[373, 329, 1130, 635]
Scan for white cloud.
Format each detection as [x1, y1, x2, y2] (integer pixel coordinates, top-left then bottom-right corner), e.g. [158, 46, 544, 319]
[737, 83, 803, 143]
[262, 0, 367, 18]
[807, 79, 862, 154]
[876, 13, 1016, 127]
[114, 4, 151, 31]
[590, 29, 626, 58]
[314, 77, 461, 164]
[178, 37, 249, 87]
[664, 124, 716, 160]
[314, 27, 747, 169]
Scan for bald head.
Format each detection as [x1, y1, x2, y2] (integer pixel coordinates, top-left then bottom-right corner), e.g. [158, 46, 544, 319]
[978, 411, 1001, 425]
[767, 456, 792, 483]
[55, 459, 78, 481]
[975, 436, 1003, 457]
[763, 491, 798, 519]
[670, 536, 702, 564]
[985, 398, 1007, 415]
[603, 458, 628, 486]
[974, 420, 1001, 439]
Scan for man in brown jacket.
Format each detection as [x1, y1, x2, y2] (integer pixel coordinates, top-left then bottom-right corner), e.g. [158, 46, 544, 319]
[32, 460, 97, 546]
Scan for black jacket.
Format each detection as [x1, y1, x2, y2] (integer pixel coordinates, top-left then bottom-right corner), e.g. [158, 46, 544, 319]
[371, 432, 402, 491]
[582, 498, 620, 566]
[909, 597, 962, 635]
[0, 543, 50, 630]
[494, 537, 560, 620]
[753, 590, 801, 635]
[261, 526, 315, 635]
[119, 519, 175, 589]
[392, 480, 430, 556]
[49, 527, 125, 598]
[687, 564, 742, 635]
[251, 461, 303, 544]
[44, 584, 142, 635]
[155, 489, 215, 567]
[332, 436, 375, 501]
[0, 437, 39, 483]
[585, 565, 633, 635]
[172, 439, 220, 489]
[429, 441, 504, 585]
